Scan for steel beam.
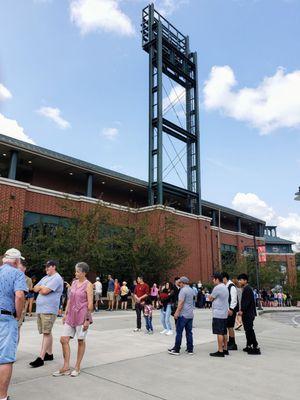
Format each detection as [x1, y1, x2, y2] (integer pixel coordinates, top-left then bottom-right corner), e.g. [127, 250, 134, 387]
[8, 150, 18, 180]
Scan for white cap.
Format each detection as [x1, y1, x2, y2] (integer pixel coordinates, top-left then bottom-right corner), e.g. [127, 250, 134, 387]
[4, 248, 25, 260]
[96, 277, 100, 281]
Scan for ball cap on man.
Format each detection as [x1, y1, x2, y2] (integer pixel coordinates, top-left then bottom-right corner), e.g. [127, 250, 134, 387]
[4, 248, 25, 260]
[179, 276, 189, 284]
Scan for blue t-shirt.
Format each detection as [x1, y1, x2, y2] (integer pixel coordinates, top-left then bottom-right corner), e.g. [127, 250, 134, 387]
[0, 264, 27, 313]
[36, 273, 63, 315]
[107, 278, 115, 292]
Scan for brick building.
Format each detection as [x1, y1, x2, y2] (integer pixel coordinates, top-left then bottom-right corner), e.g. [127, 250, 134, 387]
[0, 133, 296, 284]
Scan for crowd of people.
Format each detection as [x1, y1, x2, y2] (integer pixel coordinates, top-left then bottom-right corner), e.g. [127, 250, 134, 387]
[0, 247, 274, 400]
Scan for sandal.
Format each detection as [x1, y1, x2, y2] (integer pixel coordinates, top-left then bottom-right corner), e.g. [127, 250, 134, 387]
[52, 369, 71, 377]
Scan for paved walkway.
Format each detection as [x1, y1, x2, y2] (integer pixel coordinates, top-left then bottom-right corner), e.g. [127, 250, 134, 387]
[11, 309, 300, 400]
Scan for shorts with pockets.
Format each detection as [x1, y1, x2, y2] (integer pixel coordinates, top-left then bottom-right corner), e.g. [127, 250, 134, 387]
[227, 310, 237, 328]
[107, 291, 114, 301]
[37, 313, 56, 334]
[0, 315, 18, 364]
[212, 317, 227, 335]
[62, 323, 88, 340]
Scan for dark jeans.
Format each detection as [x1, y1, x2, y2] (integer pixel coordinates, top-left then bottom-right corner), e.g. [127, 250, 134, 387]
[144, 315, 153, 331]
[174, 316, 193, 352]
[242, 316, 258, 348]
[135, 303, 143, 329]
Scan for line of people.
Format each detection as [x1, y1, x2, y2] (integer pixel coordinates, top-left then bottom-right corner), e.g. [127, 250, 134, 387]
[1, 247, 262, 400]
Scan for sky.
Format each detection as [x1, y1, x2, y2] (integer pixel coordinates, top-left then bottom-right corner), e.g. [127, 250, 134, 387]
[0, 0, 300, 247]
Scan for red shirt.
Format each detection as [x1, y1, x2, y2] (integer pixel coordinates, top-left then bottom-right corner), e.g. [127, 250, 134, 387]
[114, 283, 120, 295]
[134, 283, 150, 299]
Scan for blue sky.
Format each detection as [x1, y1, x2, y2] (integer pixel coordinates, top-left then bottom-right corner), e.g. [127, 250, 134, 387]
[0, 0, 300, 245]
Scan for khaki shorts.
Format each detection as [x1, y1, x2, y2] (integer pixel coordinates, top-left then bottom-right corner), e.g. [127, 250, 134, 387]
[107, 291, 114, 301]
[95, 292, 102, 301]
[37, 314, 56, 334]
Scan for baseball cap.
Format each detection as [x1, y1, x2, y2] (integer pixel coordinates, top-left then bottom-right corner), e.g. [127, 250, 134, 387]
[4, 248, 25, 260]
[96, 277, 100, 281]
[45, 260, 58, 268]
[179, 276, 189, 284]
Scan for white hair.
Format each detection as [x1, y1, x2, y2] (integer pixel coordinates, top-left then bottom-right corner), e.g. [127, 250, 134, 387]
[2, 257, 19, 265]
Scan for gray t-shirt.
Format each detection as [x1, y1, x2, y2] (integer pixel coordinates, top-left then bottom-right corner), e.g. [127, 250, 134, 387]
[178, 285, 194, 319]
[36, 272, 63, 315]
[211, 283, 229, 319]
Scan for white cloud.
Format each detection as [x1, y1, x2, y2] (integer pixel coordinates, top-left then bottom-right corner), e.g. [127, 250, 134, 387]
[70, 0, 135, 36]
[0, 83, 12, 102]
[37, 106, 71, 129]
[154, 0, 189, 16]
[203, 66, 300, 134]
[101, 127, 118, 140]
[0, 113, 35, 144]
[232, 192, 300, 250]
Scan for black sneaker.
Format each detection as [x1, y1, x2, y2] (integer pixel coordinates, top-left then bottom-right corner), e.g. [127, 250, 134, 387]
[223, 350, 229, 356]
[228, 343, 238, 351]
[29, 357, 44, 368]
[209, 351, 225, 357]
[247, 347, 261, 355]
[185, 349, 194, 355]
[243, 346, 252, 353]
[44, 352, 54, 361]
[168, 349, 180, 356]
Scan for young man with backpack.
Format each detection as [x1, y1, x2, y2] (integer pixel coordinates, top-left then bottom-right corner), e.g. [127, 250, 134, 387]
[222, 272, 239, 351]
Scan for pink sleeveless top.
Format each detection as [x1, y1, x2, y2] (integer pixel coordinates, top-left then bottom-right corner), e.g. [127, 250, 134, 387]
[66, 279, 92, 327]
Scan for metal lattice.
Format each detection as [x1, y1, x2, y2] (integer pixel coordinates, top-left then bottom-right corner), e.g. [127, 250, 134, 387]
[142, 4, 201, 214]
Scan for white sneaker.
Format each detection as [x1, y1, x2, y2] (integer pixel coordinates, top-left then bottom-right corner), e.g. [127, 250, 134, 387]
[160, 329, 167, 334]
[133, 328, 141, 332]
[70, 370, 80, 377]
[52, 369, 71, 377]
[165, 330, 173, 335]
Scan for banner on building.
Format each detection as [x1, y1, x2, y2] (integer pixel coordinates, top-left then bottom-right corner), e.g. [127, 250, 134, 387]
[257, 245, 267, 263]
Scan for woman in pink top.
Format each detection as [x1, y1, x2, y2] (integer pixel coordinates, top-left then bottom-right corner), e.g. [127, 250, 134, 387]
[53, 262, 93, 377]
[150, 283, 159, 309]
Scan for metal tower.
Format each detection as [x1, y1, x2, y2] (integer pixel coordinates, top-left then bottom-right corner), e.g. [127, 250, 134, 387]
[142, 3, 202, 215]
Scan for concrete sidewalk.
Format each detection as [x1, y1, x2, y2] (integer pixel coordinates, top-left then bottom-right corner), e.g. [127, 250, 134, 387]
[10, 309, 300, 400]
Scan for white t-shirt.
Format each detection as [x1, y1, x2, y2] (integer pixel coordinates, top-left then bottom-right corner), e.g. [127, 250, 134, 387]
[94, 281, 102, 294]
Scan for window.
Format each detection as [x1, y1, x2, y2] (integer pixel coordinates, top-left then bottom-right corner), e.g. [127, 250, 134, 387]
[23, 212, 69, 241]
[221, 244, 237, 268]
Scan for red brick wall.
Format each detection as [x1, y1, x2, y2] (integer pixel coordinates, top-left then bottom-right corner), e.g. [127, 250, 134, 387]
[1, 179, 296, 286]
[267, 254, 297, 286]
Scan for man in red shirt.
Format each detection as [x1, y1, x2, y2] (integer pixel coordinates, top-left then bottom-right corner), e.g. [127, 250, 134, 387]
[133, 276, 149, 332]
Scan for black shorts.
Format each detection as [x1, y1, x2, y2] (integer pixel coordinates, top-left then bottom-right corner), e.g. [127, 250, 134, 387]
[121, 295, 128, 302]
[212, 318, 227, 335]
[227, 311, 237, 328]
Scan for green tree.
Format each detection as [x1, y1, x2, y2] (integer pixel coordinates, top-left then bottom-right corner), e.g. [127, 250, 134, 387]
[21, 202, 187, 284]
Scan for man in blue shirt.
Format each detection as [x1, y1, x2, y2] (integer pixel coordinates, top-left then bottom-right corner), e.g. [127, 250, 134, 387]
[106, 274, 115, 311]
[29, 260, 63, 368]
[168, 276, 194, 355]
[0, 248, 27, 400]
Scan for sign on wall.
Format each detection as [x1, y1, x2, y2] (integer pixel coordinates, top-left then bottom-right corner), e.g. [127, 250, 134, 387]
[258, 245, 267, 263]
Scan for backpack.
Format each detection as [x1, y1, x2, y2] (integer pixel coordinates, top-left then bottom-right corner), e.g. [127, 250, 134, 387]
[228, 283, 239, 312]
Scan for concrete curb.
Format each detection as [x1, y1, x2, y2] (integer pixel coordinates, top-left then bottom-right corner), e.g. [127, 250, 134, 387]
[258, 307, 299, 315]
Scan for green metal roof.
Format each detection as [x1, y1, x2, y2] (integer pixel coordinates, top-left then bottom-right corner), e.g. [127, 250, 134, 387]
[0, 133, 266, 224]
[264, 235, 295, 245]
